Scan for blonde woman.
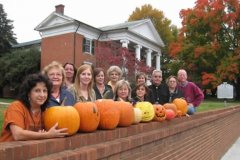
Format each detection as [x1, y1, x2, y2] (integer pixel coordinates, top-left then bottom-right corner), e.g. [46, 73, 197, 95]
[68, 64, 96, 102]
[113, 80, 132, 102]
[42, 61, 75, 107]
[106, 65, 122, 91]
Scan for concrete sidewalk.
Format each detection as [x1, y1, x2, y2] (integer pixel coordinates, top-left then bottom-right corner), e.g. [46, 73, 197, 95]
[221, 137, 240, 160]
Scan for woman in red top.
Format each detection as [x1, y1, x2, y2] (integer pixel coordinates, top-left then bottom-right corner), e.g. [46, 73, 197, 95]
[0, 73, 68, 142]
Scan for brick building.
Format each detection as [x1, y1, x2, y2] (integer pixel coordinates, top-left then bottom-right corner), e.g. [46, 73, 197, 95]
[35, 4, 164, 69]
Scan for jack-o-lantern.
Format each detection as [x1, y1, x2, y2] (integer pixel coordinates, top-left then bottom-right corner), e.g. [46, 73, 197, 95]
[95, 99, 120, 129]
[173, 98, 188, 116]
[135, 102, 154, 122]
[44, 106, 80, 135]
[74, 102, 100, 132]
[153, 104, 166, 122]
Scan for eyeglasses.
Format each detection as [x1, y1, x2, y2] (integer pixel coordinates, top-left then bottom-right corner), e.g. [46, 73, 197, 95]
[48, 73, 62, 77]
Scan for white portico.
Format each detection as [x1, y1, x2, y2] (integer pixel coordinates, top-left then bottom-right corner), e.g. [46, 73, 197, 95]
[99, 19, 165, 70]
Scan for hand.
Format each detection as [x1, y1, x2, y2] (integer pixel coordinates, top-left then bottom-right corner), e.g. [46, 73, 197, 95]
[47, 123, 68, 138]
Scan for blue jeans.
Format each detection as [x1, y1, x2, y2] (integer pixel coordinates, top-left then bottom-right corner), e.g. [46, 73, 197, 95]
[187, 105, 196, 115]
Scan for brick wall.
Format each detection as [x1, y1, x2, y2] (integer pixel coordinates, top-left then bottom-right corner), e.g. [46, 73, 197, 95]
[1, 106, 240, 160]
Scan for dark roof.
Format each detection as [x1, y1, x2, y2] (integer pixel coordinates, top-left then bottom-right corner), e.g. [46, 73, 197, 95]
[12, 39, 41, 48]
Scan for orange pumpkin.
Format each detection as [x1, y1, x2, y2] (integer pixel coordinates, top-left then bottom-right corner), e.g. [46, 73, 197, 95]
[173, 98, 188, 116]
[74, 102, 100, 132]
[44, 106, 80, 135]
[163, 103, 177, 116]
[95, 99, 120, 129]
[153, 104, 166, 122]
[114, 101, 134, 127]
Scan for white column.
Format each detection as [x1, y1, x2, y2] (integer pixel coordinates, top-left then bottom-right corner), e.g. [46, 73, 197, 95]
[120, 39, 129, 48]
[156, 52, 161, 70]
[145, 49, 152, 67]
[134, 44, 142, 61]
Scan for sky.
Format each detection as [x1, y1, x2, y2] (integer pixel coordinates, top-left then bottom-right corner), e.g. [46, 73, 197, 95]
[1, 0, 196, 43]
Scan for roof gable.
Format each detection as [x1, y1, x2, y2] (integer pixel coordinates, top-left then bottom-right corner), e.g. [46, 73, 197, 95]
[100, 19, 164, 47]
[35, 12, 75, 31]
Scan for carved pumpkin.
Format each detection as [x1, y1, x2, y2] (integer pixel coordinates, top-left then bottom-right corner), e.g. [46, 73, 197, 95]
[74, 102, 100, 132]
[44, 106, 80, 135]
[173, 98, 188, 116]
[153, 104, 166, 122]
[133, 107, 142, 124]
[114, 101, 134, 127]
[163, 103, 177, 116]
[95, 99, 120, 129]
[165, 109, 176, 120]
[135, 102, 154, 122]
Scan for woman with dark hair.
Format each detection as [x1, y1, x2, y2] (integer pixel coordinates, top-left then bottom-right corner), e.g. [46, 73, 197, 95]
[63, 62, 77, 88]
[132, 83, 150, 104]
[93, 68, 113, 100]
[0, 73, 68, 142]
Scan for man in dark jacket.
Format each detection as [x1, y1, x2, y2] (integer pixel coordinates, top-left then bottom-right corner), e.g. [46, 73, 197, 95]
[148, 70, 169, 105]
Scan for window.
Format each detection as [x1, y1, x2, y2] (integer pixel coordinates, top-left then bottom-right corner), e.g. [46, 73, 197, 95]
[83, 37, 94, 55]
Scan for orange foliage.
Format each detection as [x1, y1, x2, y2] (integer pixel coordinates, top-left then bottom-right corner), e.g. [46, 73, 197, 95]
[201, 72, 218, 86]
[194, 47, 206, 58]
[168, 42, 182, 57]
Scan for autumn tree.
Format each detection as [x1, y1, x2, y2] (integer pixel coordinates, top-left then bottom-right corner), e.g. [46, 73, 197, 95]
[95, 41, 153, 82]
[0, 4, 17, 55]
[169, 0, 240, 91]
[128, 4, 178, 77]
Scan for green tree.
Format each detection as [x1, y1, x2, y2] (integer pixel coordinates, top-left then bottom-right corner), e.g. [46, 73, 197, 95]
[128, 4, 178, 77]
[168, 0, 240, 88]
[0, 48, 40, 96]
[0, 4, 17, 55]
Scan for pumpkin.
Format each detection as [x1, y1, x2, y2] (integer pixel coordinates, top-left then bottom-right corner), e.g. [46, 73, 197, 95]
[95, 99, 120, 129]
[163, 103, 177, 116]
[74, 102, 100, 132]
[165, 109, 176, 120]
[114, 101, 134, 127]
[153, 104, 166, 122]
[44, 106, 80, 135]
[135, 102, 154, 122]
[133, 107, 142, 124]
[173, 98, 188, 116]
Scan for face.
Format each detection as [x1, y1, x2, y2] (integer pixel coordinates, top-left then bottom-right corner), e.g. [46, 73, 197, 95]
[47, 67, 63, 87]
[110, 71, 120, 83]
[137, 75, 146, 85]
[136, 86, 146, 98]
[168, 77, 177, 89]
[95, 71, 104, 85]
[177, 70, 187, 83]
[152, 72, 162, 86]
[117, 84, 129, 100]
[28, 82, 48, 108]
[64, 64, 74, 78]
[80, 68, 92, 86]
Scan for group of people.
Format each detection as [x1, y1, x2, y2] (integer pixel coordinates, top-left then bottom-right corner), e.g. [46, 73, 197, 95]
[0, 61, 204, 142]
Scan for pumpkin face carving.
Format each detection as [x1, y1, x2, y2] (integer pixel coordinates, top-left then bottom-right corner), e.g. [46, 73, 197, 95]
[74, 102, 100, 132]
[44, 106, 80, 135]
[135, 102, 154, 122]
[153, 104, 166, 122]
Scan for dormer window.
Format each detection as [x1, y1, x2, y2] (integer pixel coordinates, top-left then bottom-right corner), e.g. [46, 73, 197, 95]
[83, 37, 94, 55]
